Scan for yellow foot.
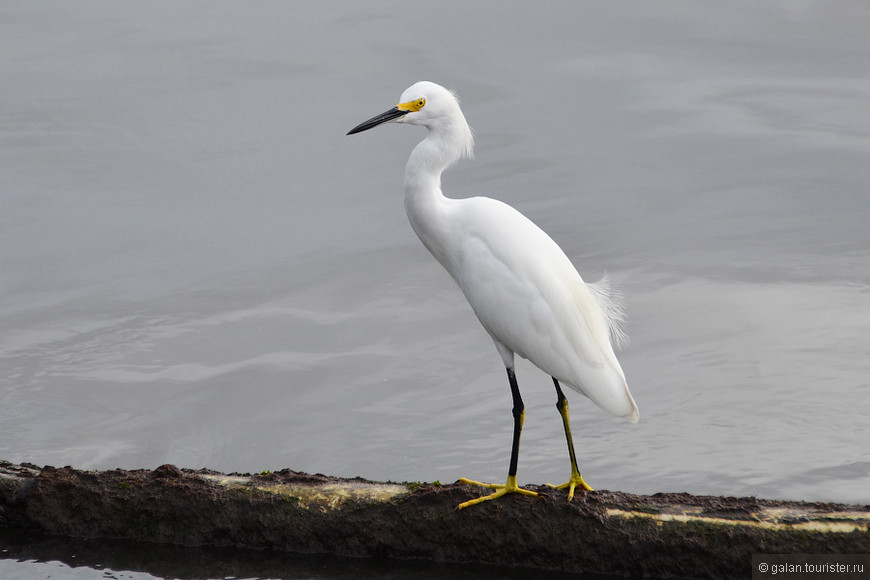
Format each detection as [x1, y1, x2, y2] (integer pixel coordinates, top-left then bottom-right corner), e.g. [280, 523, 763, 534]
[547, 472, 593, 501]
[457, 475, 538, 510]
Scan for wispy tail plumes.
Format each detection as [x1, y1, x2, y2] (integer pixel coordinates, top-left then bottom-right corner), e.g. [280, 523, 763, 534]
[588, 274, 628, 350]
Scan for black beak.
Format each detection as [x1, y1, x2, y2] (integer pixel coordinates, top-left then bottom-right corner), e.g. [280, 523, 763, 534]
[347, 106, 409, 135]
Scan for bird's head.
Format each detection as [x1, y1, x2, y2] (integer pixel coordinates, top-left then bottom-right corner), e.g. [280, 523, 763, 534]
[347, 81, 474, 159]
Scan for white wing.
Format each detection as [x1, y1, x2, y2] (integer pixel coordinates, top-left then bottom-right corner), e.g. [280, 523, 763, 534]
[443, 196, 638, 422]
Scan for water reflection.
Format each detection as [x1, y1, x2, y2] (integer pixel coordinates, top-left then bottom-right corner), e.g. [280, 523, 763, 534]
[0, 533, 604, 580]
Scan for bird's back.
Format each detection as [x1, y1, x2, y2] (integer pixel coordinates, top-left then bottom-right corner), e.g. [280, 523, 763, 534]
[436, 195, 638, 422]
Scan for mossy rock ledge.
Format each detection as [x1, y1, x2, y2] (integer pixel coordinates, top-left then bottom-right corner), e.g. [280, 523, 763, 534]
[1, 460, 867, 578]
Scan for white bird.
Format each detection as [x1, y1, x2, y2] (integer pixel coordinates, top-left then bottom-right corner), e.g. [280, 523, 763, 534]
[348, 81, 638, 509]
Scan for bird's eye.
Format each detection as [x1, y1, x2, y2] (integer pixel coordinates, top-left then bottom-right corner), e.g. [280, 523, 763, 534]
[397, 98, 427, 112]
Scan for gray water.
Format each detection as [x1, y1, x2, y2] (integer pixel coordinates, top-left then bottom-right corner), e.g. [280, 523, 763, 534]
[2, 2, 870, 578]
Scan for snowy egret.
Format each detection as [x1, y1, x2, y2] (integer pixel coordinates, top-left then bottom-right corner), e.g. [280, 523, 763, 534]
[348, 81, 638, 509]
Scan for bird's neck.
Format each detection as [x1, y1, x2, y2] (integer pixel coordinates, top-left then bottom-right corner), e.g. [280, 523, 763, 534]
[403, 114, 472, 195]
[404, 139, 446, 255]
[402, 116, 473, 268]
[404, 138, 444, 196]
[402, 133, 457, 269]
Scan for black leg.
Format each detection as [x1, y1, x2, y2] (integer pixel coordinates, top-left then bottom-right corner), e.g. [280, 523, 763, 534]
[507, 367, 524, 478]
[456, 366, 538, 508]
